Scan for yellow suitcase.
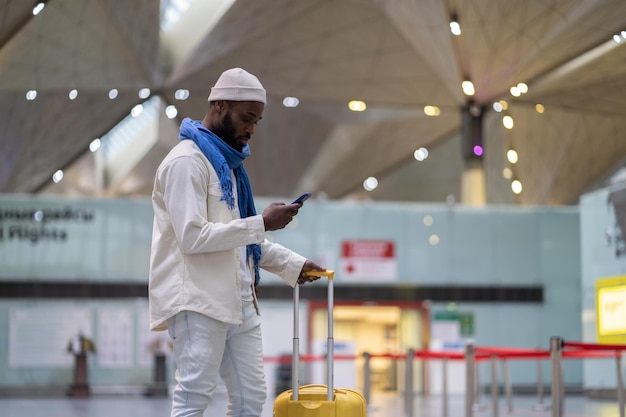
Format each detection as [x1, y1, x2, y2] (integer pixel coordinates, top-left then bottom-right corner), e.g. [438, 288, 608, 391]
[273, 271, 367, 416]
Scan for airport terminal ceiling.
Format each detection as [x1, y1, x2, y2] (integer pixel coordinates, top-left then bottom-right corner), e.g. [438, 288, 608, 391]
[1, 0, 626, 205]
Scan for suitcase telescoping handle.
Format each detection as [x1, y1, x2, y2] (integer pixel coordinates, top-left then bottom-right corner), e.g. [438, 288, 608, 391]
[292, 270, 335, 401]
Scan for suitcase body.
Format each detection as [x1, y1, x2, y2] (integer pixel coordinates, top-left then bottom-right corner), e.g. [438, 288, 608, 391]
[273, 270, 367, 417]
[274, 384, 366, 417]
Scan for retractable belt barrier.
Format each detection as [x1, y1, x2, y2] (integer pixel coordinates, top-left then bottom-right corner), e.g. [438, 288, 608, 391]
[264, 338, 626, 417]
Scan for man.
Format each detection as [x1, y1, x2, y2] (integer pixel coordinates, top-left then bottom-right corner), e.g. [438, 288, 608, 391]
[149, 67, 324, 417]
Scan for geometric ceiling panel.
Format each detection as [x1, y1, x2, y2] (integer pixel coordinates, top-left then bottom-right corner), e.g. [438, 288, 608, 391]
[1, 0, 626, 207]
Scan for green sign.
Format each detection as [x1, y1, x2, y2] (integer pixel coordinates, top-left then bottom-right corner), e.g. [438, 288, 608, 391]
[458, 312, 474, 337]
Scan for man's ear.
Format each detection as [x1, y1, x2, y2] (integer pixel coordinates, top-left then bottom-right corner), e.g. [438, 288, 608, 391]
[215, 100, 227, 112]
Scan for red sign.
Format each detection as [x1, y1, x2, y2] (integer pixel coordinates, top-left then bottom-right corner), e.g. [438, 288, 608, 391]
[342, 240, 394, 258]
[340, 240, 396, 282]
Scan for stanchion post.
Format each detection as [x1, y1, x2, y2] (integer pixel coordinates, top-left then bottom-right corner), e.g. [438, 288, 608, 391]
[475, 360, 482, 409]
[292, 285, 300, 401]
[502, 359, 513, 414]
[491, 356, 499, 417]
[363, 352, 371, 406]
[443, 357, 449, 417]
[550, 337, 563, 417]
[616, 353, 625, 417]
[465, 343, 475, 417]
[405, 348, 415, 417]
[534, 355, 545, 410]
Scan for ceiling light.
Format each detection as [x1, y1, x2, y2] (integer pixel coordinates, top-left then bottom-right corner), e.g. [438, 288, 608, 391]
[32, 2, 45, 15]
[450, 21, 461, 36]
[89, 138, 101, 153]
[502, 167, 513, 179]
[26, 90, 37, 100]
[414, 147, 429, 161]
[108, 89, 118, 99]
[131, 104, 144, 117]
[363, 176, 378, 191]
[502, 115, 514, 129]
[510, 86, 521, 97]
[507, 149, 518, 164]
[517, 83, 528, 94]
[424, 105, 440, 116]
[461, 80, 475, 96]
[449, 12, 461, 35]
[69, 89, 78, 100]
[175, 89, 189, 100]
[429, 234, 440, 246]
[511, 180, 523, 194]
[283, 97, 299, 108]
[535, 103, 545, 113]
[614, 34, 622, 43]
[138, 88, 151, 99]
[348, 100, 366, 112]
[165, 105, 178, 119]
[492, 102, 503, 112]
[52, 170, 64, 183]
[473, 145, 483, 156]
[423, 215, 434, 226]
[499, 100, 508, 110]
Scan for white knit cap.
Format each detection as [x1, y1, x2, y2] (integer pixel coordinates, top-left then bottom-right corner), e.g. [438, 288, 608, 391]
[208, 68, 266, 104]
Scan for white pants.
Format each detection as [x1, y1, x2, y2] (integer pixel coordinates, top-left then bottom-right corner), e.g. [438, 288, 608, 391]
[167, 301, 266, 417]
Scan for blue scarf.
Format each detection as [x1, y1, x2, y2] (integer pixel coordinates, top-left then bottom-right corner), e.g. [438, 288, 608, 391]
[179, 117, 262, 285]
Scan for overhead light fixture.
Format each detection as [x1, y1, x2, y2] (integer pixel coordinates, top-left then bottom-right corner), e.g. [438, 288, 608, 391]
[502, 115, 514, 129]
[511, 180, 523, 194]
[69, 89, 78, 100]
[414, 147, 429, 161]
[423, 105, 440, 116]
[449, 13, 461, 36]
[165, 105, 178, 119]
[348, 100, 366, 112]
[138, 88, 151, 99]
[131, 104, 144, 117]
[89, 138, 101, 153]
[363, 176, 378, 191]
[52, 169, 64, 184]
[461, 80, 475, 96]
[535, 103, 545, 113]
[283, 97, 299, 108]
[507, 149, 518, 164]
[175, 89, 189, 100]
[32, 1, 46, 16]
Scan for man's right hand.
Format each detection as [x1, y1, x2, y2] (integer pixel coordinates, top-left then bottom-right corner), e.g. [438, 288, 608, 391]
[262, 202, 299, 231]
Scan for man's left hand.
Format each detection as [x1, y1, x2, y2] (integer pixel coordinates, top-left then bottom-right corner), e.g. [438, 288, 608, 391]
[297, 260, 326, 285]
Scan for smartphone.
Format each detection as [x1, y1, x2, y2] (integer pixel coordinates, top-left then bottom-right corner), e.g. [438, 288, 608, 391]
[292, 192, 312, 204]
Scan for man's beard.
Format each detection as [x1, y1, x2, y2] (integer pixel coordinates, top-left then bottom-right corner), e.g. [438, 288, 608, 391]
[212, 111, 239, 151]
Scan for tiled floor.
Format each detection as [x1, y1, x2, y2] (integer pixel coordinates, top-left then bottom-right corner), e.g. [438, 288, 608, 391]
[0, 390, 623, 417]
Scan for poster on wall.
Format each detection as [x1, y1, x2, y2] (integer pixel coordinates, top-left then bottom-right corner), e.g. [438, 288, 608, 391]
[97, 308, 134, 368]
[339, 239, 396, 282]
[9, 307, 92, 367]
[136, 306, 171, 367]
